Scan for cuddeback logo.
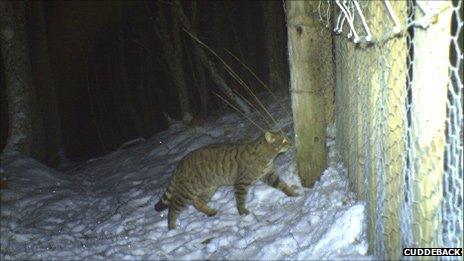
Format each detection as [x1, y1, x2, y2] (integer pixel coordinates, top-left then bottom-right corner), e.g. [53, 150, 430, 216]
[403, 248, 462, 256]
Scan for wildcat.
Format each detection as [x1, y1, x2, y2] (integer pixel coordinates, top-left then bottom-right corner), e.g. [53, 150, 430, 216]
[155, 131, 298, 229]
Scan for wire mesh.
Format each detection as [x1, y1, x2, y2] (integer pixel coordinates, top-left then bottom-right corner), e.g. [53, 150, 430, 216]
[443, 0, 463, 251]
[315, 0, 463, 259]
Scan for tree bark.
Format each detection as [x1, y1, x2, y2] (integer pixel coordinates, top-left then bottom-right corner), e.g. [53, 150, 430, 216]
[244, 3, 259, 79]
[154, 2, 192, 121]
[211, 2, 227, 78]
[175, 1, 251, 114]
[0, 1, 38, 157]
[191, 1, 208, 117]
[116, 3, 144, 137]
[29, 1, 66, 166]
[171, 3, 192, 121]
[261, 1, 287, 90]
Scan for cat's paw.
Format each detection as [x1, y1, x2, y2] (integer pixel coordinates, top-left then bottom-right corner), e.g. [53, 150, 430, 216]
[168, 222, 177, 230]
[207, 209, 218, 217]
[238, 207, 250, 215]
[287, 190, 299, 197]
[285, 186, 300, 197]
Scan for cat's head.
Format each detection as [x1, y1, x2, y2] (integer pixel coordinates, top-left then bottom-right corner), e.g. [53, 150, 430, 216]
[264, 131, 292, 154]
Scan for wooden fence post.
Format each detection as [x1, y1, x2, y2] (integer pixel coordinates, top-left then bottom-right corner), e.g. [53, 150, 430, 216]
[286, 1, 329, 187]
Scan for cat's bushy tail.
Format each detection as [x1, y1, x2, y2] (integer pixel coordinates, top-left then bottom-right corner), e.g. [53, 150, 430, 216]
[154, 187, 172, 211]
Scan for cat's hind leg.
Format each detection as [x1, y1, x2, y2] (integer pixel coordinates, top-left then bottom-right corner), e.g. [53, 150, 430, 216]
[193, 198, 217, 216]
[262, 171, 299, 197]
[168, 196, 187, 230]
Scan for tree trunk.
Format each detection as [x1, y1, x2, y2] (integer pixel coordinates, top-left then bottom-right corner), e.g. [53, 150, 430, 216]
[261, 1, 287, 90]
[211, 2, 227, 79]
[191, 1, 208, 117]
[244, 3, 260, 79]
[154, 2, 192, 121]
[175, 1, 251, 114]
[0, 1, 38, 157]
[171, 4, 192, 121]
[116, 2, 143, 137]
[29, 1, 66, 166]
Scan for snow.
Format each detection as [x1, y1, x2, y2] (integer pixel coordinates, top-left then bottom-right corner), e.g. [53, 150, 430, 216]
[1, 94, 371, 260]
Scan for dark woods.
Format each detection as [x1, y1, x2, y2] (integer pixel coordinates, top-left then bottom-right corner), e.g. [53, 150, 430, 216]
[0, 1, 289, 165]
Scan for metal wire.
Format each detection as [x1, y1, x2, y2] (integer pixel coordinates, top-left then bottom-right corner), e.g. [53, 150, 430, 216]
[316, 0, 463, 258]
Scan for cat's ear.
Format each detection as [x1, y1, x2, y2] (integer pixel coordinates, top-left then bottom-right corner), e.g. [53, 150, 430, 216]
[265, 131, 275, 143]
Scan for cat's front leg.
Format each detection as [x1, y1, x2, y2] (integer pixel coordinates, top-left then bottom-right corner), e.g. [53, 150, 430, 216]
[234, 178, 251, 215]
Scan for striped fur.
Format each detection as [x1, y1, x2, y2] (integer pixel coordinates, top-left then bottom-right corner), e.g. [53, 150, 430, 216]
[155, 131, 297, 230]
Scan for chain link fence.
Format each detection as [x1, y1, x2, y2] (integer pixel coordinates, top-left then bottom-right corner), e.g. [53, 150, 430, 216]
[315, 0, 462, 259]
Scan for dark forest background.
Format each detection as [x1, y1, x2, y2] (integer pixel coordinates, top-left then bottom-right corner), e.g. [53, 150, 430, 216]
[0, 1, 288, 166]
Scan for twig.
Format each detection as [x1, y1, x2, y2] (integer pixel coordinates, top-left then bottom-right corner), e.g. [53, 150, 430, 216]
[184, 29, 285, 137]
[223, 48, 292, 119]
[213, 92, 269, 133]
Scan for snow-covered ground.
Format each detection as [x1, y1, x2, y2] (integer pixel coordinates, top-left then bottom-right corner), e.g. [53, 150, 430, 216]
[1, 94, 371, 260]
